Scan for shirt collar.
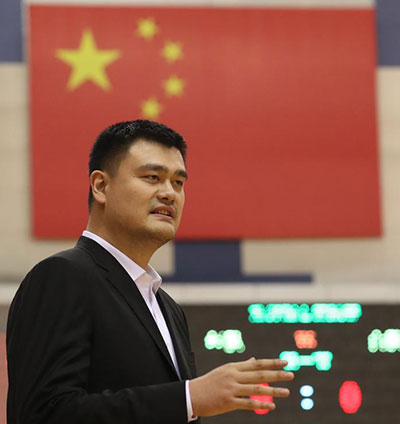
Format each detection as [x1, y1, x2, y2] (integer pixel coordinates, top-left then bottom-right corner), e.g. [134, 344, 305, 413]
[82, 230, 162, 294]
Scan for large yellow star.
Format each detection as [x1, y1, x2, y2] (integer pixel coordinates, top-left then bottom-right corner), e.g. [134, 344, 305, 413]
[136, 18, 159, 40]
[162, 41, 183, 63]
[141, 98, 162, 119]
[163, 75, 185, 97]
[55, 29, 121, 91]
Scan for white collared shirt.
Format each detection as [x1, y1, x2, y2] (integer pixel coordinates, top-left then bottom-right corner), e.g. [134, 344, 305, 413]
[82, 230, 195, 422]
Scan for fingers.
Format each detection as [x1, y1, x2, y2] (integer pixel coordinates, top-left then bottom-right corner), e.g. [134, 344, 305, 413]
[189, 358, 293, 417]
[233, 397, 276, 411]
[237, 369, 294, 384]
[237, 358, 288, 372]
[235, 384, 290, 398]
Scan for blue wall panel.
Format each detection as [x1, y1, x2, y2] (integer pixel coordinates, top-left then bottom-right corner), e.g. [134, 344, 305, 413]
[0, 0, 23, 62]
[377, 0, 400, 66]
[163, 241, 312, 283]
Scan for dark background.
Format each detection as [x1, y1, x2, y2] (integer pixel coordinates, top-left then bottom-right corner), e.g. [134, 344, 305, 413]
[183, 304, 400, 424]
[0, 304, 398, 423]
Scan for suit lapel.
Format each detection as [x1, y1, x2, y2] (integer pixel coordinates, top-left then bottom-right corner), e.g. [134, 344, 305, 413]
[76, 237, 177, 376]
[105, 269, 179, 376]
[157, 291, 193, 381]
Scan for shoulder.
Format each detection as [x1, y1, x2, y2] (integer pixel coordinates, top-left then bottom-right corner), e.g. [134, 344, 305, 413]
[41, 245, 93, 269]
[31, 248, 88, 279]
[7, 247, 95, 343]
[17, 246, 97, 297]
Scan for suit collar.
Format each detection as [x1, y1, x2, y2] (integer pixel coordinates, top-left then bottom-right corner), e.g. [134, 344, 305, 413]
[76, 236, 180, 378]
[81, 230, 162, 293]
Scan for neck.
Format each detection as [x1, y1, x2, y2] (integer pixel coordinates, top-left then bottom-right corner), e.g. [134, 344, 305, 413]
[86, 220, 158, 269]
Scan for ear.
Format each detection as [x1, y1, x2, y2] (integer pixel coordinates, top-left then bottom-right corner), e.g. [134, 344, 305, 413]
[90, 170, 108, 206]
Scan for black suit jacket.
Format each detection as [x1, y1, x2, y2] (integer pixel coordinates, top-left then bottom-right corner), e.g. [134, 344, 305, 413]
[7, 236, 197, 424]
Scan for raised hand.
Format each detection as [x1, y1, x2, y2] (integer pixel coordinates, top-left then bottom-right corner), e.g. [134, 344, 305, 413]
[189, 358, 294, 417]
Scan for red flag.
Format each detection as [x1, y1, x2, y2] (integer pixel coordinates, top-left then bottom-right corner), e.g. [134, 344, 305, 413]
[29, 5, 380, 239]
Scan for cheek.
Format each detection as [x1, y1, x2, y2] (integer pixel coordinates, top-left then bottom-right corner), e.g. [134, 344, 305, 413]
[108, 184, 141, 215]
[177, 191, 185, 210]
[175, 193, 185, 222]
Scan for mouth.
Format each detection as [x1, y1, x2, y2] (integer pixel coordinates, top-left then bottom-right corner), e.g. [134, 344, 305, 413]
[150, 206, 175, 220]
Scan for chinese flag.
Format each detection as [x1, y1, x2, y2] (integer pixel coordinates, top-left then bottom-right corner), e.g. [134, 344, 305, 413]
[29, 5, 380, 239]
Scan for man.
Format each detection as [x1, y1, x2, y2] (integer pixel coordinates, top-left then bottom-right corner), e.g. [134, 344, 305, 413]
[7, 120, 293, 424]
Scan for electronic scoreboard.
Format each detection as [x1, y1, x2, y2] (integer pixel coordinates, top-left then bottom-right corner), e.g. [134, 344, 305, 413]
[183, 303, 400, 424]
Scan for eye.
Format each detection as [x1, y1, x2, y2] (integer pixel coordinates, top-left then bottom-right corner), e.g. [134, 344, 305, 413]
[146, 175, 159, 182]
[174, 180, 184, 187]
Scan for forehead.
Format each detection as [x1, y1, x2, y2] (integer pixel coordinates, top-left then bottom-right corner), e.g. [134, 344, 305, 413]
[124, 139, 185, 169]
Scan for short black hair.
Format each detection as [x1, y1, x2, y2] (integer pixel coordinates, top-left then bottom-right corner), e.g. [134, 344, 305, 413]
[88, 120, 187, 210]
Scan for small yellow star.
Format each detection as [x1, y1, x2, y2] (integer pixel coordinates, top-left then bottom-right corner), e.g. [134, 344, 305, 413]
[163, 75, 185, 97]
[55, 29, 120, 91]
[141, 98, 163, 119]
[136, 18, 159, 40]
[162, 41, 183, 63]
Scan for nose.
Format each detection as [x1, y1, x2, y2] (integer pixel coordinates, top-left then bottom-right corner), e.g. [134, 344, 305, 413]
[156, 180, 176, 204]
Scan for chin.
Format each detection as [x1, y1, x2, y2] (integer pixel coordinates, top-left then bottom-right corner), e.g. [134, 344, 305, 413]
[148, 226, 176, 244]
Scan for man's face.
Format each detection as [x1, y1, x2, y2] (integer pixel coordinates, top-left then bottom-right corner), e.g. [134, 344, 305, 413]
[103, 139, 187, 245]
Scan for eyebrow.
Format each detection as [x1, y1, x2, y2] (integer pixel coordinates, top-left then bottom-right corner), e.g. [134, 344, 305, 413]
[137, 163, 188, 180]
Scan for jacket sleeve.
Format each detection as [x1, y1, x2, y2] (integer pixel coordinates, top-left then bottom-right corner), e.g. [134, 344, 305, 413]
[7, 256, 187, 424]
